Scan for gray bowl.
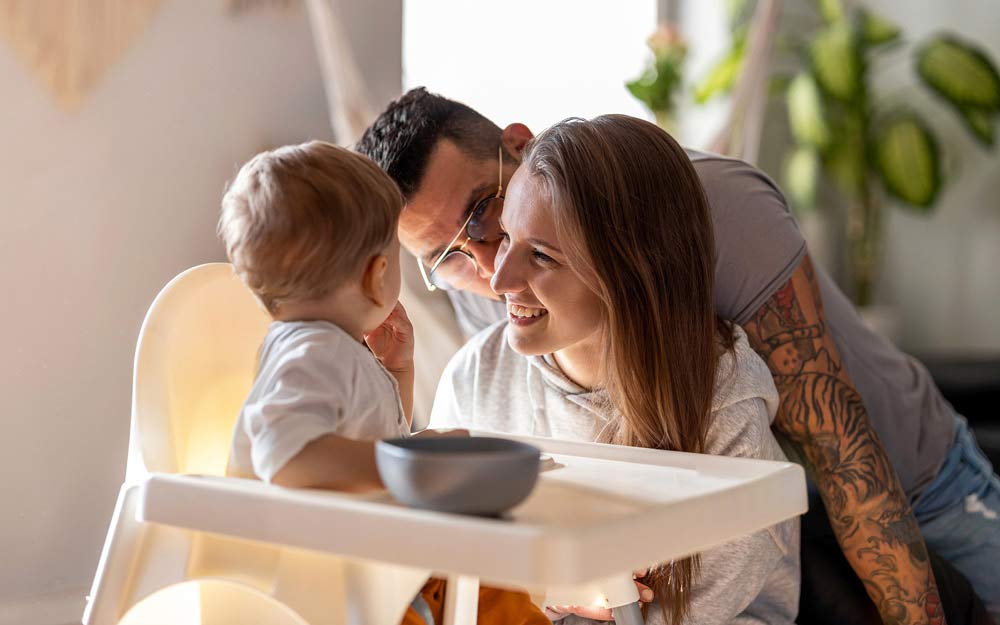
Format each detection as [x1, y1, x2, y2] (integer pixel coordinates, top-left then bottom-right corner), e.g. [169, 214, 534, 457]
[375, 436, 541, 516]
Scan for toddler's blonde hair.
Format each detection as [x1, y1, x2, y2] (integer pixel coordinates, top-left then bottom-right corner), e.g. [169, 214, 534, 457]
[219, 141, 403, 313]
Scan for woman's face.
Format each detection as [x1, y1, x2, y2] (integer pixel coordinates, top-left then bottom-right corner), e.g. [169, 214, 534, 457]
[491, 167, 605, 360]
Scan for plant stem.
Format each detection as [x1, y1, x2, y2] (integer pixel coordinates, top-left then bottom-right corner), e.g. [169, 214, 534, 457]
[848, 180, 881, 308]
[655, 110, 677, 134]
[849, 30, 881, 308]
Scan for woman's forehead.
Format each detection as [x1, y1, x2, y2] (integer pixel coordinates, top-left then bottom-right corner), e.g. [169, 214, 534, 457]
[502, 169, 557, 236]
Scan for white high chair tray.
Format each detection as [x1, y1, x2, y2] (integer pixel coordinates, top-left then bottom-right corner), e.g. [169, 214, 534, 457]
[138, 433, 806, 589]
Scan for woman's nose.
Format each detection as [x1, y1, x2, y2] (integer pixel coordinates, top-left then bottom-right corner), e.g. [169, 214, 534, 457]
[489, 248, 525, 296]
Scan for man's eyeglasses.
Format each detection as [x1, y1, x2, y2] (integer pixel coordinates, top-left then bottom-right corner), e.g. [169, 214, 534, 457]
[417, 145, 506, 291]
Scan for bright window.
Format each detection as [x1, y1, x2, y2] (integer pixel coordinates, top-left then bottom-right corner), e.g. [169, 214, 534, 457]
[403, 1, 658, 134]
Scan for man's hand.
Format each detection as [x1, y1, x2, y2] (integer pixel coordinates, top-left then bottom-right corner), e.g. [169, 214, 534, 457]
[364, 302, 414, 374]
[743, 254, 945, 625]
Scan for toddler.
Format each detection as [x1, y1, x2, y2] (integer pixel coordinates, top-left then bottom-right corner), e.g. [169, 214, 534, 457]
[221, 141, 412, 490]
[219, 141, 548, 625]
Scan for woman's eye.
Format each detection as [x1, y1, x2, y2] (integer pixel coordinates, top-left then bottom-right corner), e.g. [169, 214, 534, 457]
[532, 250, 555, 264]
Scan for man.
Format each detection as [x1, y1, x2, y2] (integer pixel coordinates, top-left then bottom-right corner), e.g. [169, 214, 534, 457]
[356, 87, 1000, 624]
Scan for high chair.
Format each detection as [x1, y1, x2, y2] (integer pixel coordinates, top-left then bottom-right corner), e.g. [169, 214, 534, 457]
[84, 263, 432, 625]
[86, 263, 808, 625]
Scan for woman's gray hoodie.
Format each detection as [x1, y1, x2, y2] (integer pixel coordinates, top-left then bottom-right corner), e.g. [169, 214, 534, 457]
[430, 322, 800, 625]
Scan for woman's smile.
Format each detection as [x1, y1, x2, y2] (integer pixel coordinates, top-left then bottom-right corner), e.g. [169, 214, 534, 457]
[507, 301, 549, 326]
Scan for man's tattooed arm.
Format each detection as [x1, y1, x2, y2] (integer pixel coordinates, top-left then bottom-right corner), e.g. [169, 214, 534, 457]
[743, 254, 944, 625]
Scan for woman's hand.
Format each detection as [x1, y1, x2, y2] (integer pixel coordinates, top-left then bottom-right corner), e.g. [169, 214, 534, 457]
[544, 569, 653, 621]
[364, 302, 414, 374]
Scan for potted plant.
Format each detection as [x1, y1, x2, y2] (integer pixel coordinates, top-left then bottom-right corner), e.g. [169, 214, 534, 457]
[699, 0, 1000, 313]
[626, 22, 689, 132]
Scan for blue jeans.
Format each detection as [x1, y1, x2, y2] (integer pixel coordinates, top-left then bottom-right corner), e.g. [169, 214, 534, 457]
[913, 415, 1000, 620]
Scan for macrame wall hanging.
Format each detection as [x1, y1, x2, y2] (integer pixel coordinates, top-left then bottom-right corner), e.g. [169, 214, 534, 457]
[0, 0, 164, 111]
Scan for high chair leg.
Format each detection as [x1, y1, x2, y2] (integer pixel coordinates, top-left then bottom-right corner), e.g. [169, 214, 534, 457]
[442, 575, 480, 625]
[86, 484, 205, 624]
[84, 484, 155, 625]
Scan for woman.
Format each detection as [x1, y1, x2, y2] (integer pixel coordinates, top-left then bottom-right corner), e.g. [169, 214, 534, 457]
[430, 115, 799, 625]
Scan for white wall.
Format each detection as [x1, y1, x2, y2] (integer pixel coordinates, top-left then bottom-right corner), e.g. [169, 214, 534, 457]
[0, 1, 400, 622]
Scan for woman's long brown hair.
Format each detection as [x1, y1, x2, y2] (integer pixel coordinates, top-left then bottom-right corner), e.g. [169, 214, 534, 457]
[522, 115, 734, 625]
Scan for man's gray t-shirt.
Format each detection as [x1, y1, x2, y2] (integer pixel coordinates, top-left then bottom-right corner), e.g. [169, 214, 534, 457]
[447, 149, 954, 501]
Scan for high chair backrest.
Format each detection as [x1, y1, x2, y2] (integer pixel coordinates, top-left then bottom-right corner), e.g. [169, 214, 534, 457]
[127, 263, 270, 479]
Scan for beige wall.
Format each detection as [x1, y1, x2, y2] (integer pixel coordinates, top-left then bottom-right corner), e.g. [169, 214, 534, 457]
[0, 1, 400, 622]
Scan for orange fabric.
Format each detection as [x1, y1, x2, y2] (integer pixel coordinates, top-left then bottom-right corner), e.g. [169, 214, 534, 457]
[400, 577, 550, 625]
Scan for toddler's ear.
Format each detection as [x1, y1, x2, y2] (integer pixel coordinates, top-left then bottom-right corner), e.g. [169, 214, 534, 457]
[361, 254, 389, 308]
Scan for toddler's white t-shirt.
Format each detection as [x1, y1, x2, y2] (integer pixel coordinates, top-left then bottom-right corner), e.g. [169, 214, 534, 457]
[228, 320, 409, 482]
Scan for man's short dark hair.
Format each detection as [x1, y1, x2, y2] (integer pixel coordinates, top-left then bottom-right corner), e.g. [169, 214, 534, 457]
[355, 87, 502, 199]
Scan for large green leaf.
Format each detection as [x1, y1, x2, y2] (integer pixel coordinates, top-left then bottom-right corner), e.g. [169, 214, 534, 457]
[860, 9, 901, 46]
[787, 73, 831, 149]
[784, 146, 821, 212]
[626, 74, 655, 109]
[960, 107, 996, 146]
[917, 35, 1000, 111]
[874, 115, 942, 209]
[694, 33, 746, 104]
[811, 22, 862, 102]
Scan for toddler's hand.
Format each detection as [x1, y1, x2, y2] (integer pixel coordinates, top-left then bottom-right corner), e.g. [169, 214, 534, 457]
[364, 302, 414, 373]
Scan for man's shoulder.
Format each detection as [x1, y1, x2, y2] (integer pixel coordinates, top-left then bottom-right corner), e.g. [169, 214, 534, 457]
[684, 148, 747, 170]
[685, 149, 788, 211]
[684, 147, 729, 163]
[683, 148, 806, 325]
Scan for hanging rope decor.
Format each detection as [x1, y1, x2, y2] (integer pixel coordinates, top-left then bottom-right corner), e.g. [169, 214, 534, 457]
[0, 0, 164, 110]
[303, 0, 376, 146]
